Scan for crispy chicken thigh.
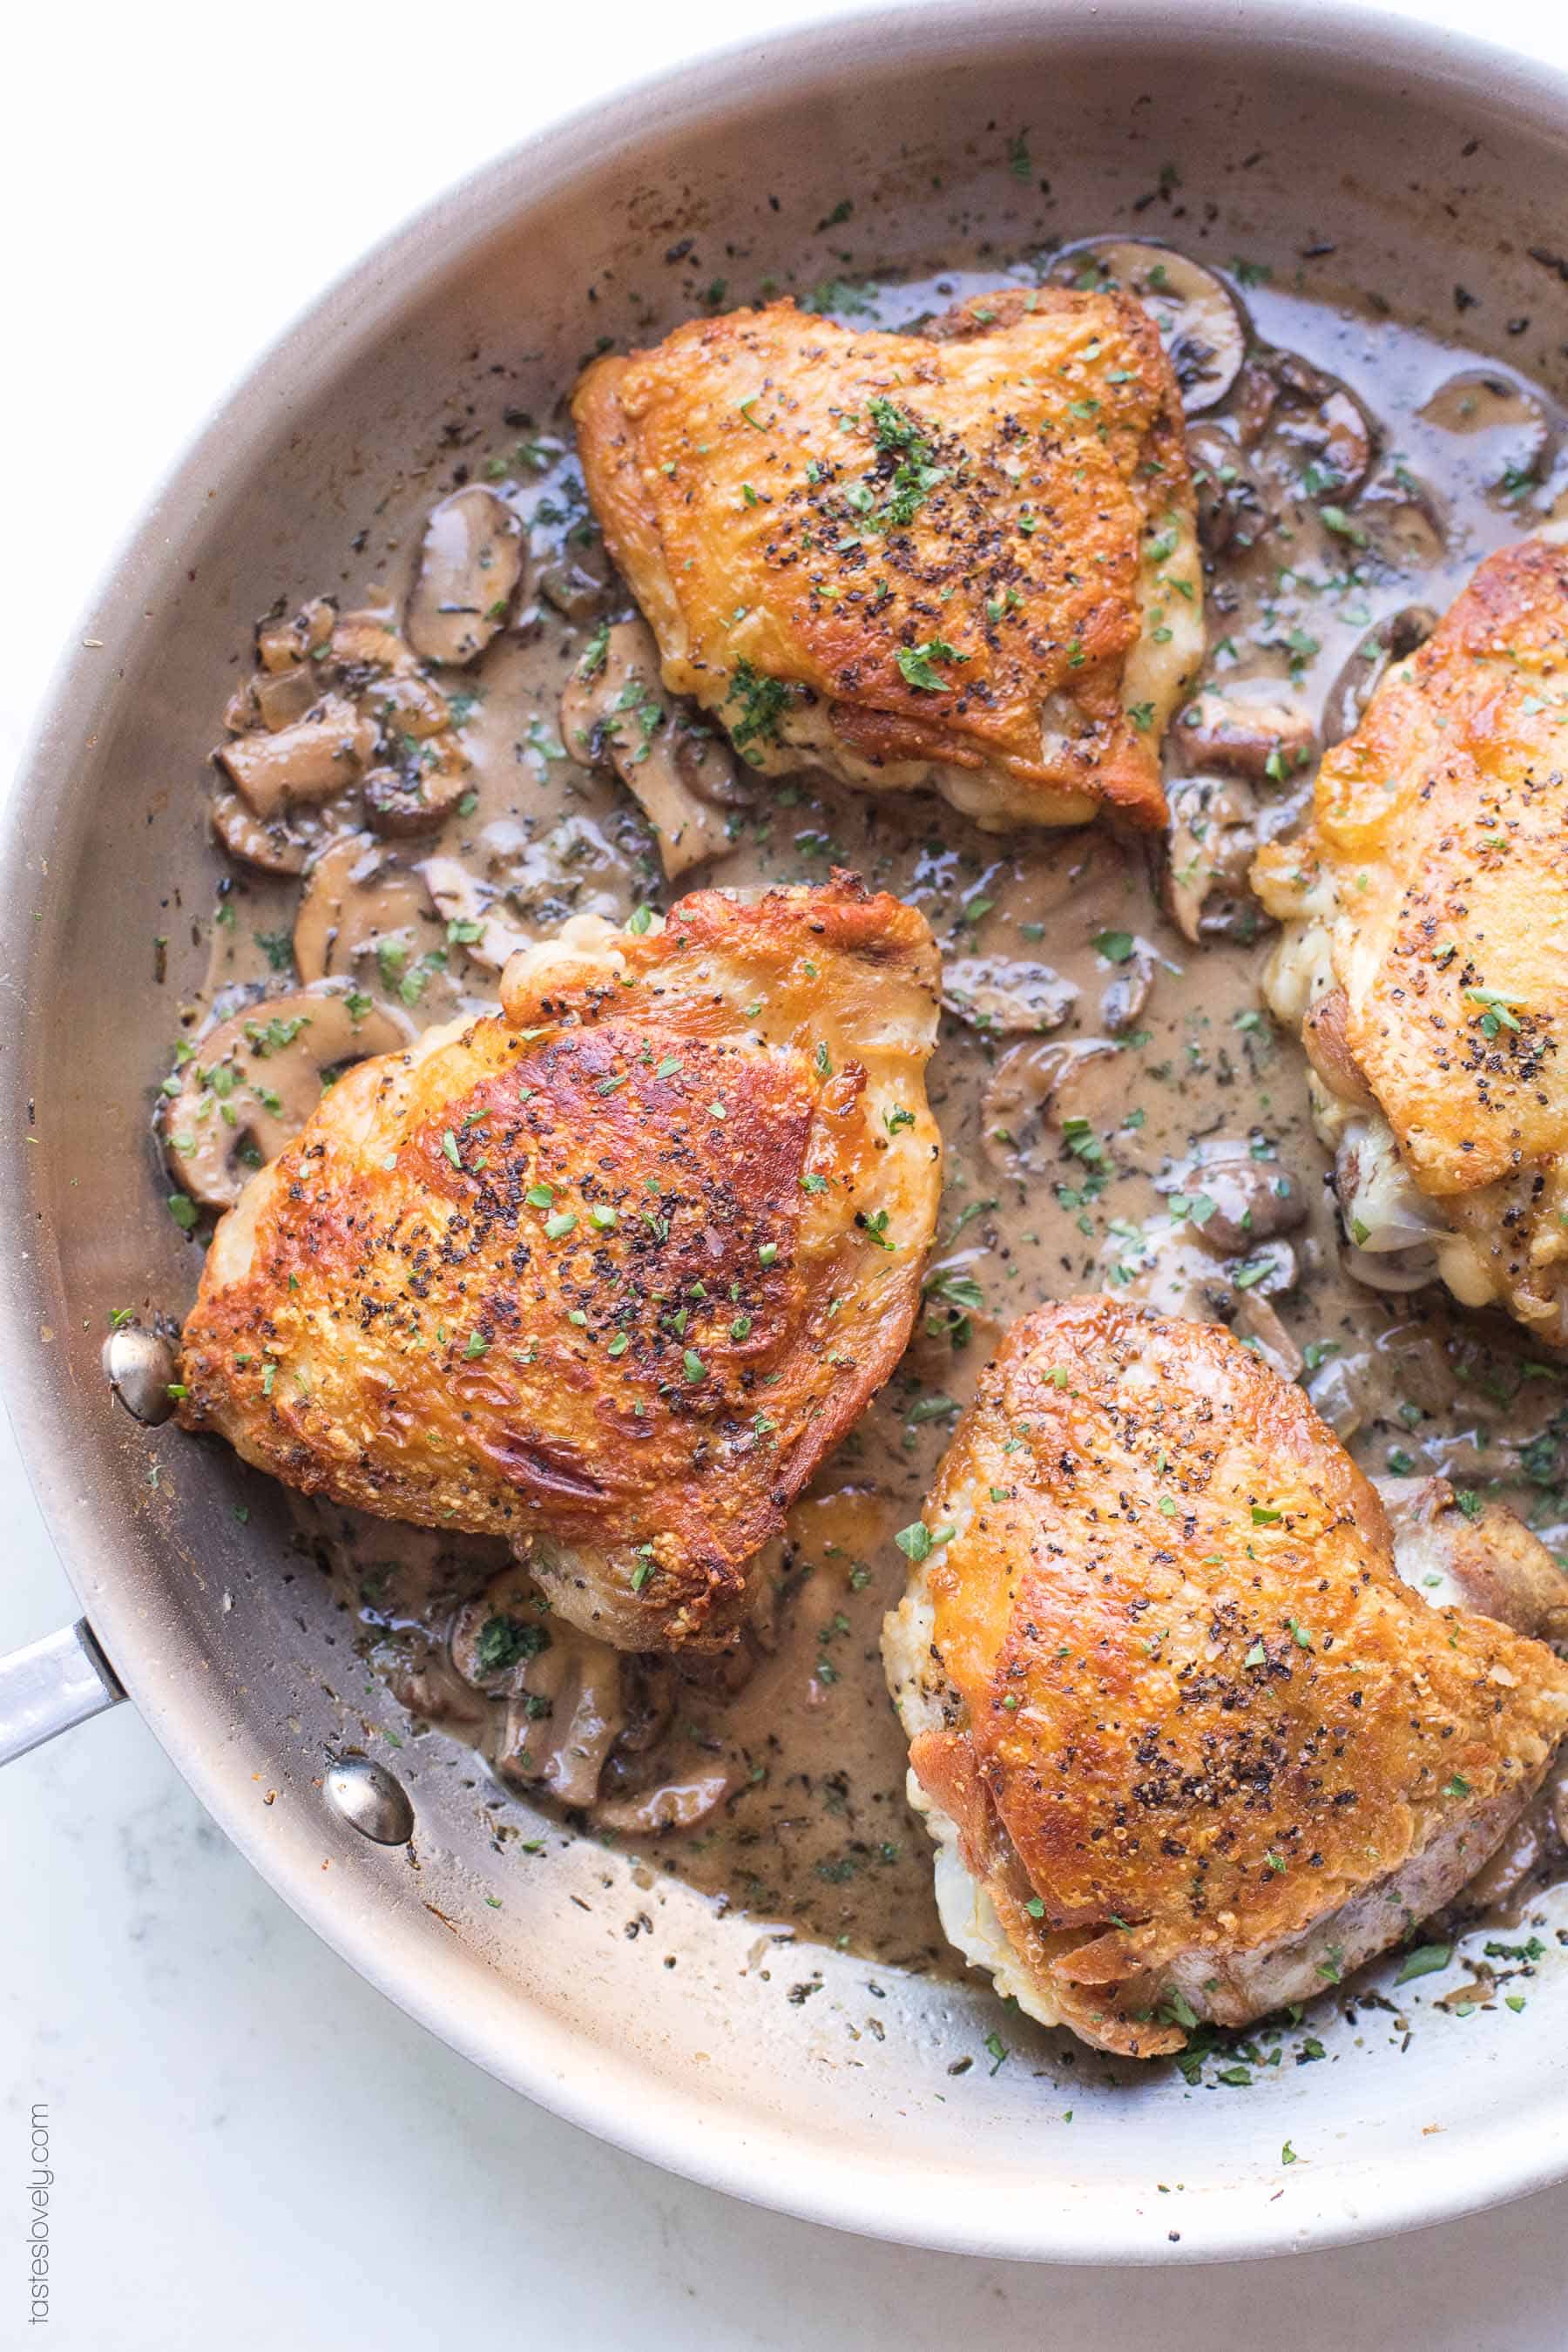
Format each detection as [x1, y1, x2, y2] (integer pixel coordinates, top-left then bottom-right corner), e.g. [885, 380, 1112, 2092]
[883, 1298, 1568, 2058]
[1253, 535, 1568, 1342]
[179, 875, 942, 1650]
[574, 290, 1201, 832]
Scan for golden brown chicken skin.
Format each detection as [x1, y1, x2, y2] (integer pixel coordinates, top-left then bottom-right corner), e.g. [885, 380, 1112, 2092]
[1254, 535, 1568, 1342]
[178, 875, 942, 1650]
[573, 289, 1201, 832]
[883, 1298, 1568, 2058]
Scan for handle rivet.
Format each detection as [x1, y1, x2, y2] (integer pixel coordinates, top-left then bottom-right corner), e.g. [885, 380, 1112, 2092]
[324, 1756, 415, 1845]
[103, 1326, 179, 1425]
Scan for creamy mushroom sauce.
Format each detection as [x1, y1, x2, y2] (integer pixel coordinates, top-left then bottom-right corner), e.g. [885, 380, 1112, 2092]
[180, 251, 1568, 1995]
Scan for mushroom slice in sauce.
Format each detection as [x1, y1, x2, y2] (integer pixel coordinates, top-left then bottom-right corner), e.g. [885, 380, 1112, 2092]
[1320, 605, 1438, 747]
[941, 955, 1078, 1035]
[559, 616, 733, 878]
[252, 666, 321, 732]
[1235, 348, 1375, 498]
[211, 791, 314, 876]
[982, 1037, 1124, 1176]
[1165, 774, 1266, 945]
[591, 1763, 741, 1836]
[1301, 983, 1377, 1111]
[1051, 239, 1248, 413]
[1186, 421, 1267, 558]
[405, 486, 526, 666]
[362, 731, 470, 835]
[1156, 1139, 1308, 1254]
[537, 529, 615, 624]
[1419, 368, 1554, 499]
[162, 985, 411, 1210]
[293, 834, 433, 984]
[216, 696, 377, 820]
[450, 1571, 633, 1809]
[256, 596, 337, 675]
[1174, 689, 1315, 781]
[419, 855, 531, 973]
[1097, 936, 1158, 1034]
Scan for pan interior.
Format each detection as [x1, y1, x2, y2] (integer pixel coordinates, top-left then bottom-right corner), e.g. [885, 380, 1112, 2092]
[8, 7, 1568, 2261]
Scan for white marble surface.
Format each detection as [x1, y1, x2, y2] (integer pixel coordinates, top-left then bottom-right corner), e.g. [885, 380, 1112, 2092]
[7, 2, 1568, 2342]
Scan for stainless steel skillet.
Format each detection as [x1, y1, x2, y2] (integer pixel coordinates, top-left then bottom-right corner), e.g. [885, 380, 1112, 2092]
[3, 0, 1567, 2264]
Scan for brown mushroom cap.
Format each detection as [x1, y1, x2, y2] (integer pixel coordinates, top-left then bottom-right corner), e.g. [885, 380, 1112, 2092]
[210, 792, 314, 875]
[405, 486, 526, 666]
[982, 1037, 1125, 1175]
[216, 696, 377, 821]
[418, 855, 531, 974]
[559, 615, 734, 878]
[941, 955, 1078, 1036]
[293, 835, 434, 984]
[1419, 368, 1554, 495]
[1174, 689, 1315, 781]
[162, 984, 411, 1209]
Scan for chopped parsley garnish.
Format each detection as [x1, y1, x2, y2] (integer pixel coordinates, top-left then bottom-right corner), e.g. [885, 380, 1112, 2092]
[1464, 986, 1524, 1037]
[727, 659, 791, 758]
[474, 1616, 550, 1675]
[1395, 1941, 1452, 1985]
[896, 636, 965, 693]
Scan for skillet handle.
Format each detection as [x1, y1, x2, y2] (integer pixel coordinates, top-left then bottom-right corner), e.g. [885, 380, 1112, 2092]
[0, 1619, 125, 1767]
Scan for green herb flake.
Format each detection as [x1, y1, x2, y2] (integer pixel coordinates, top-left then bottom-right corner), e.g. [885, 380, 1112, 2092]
[1395, 1941, 1452, 1985]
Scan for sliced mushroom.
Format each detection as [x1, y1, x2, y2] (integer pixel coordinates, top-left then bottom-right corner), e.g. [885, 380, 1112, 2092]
[1174, 689, 1315, 781]
[1186, 421, 1267, 558]
[1052, 239, 1248, 413]
[1355, 468, 1449, 570]
[1165, 774, 1265, 944]
[376, 1628, 492, 1737]
[672, 720, 752, 809]
[560, 616, 732, 879]
[211, 790, 313, 875]
[1158, 1140, 1308, 1254]
[216, 695, 377, 820]
[1340, 1241, 1439, 1295]
[419, 855, 531, 975]
[293, 835, 433, 983]
[253, 666, 321, 731]
[1321, 606, 1437, 747]
[982, 1037, 1123, 1175]
[161, 984, 411, 1209]
[330, 611, 414, 674]
[362, 730, 470, 836]
[359, 668, 453, 740]
[405, 486, 526, 666]
[1232, 1289, 1303, 1381]
[1098, 937, 1157, 1034]
[450, 1573, 555, 1693]
[1378, 1475, 1568, 1645]
[1419, 369, 1554, 498]
[537, 528, 615, 624]
[256, 596, 337, 674]
[941, 956, 1078, 1035]
[1307, 1348, 1377, 1439]
[498, 1646, 622, 1809]
[1235, 348, 1375, 497]
[1226, 1236, 1298, 1298]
